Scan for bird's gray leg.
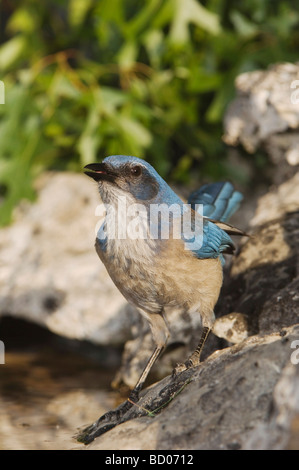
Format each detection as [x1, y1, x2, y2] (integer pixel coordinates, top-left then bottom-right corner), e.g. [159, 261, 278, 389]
[185, 326, 211, 368]
[173, 326, 211, 375]
[129, 311, 169, 401]
[127, 345, 163, 402]
[77, 312, 169, 443]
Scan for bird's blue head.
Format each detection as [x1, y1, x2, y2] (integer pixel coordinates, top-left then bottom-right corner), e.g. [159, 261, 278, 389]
[84, 155, 181, 205]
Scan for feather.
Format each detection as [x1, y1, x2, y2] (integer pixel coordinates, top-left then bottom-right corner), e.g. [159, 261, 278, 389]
[188, 181, 243, 222]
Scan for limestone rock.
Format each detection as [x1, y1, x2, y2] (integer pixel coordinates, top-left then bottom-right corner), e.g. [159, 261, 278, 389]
[223, 62, 299, 152]
[250, 172, 299, 226]
[219, 209, 299, 337]
[212, 312, 249, 344]
[85, 325, 299, 450]
[223, 62, 299, 184]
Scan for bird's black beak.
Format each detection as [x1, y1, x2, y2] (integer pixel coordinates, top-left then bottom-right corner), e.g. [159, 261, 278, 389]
[84, 163, 115, 182]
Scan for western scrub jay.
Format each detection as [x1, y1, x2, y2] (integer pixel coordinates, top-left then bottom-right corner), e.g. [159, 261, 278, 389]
[84, 155, 244, 406]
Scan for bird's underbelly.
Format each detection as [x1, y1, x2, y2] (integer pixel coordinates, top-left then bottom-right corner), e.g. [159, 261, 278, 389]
[96, 237, 164, 313]
[96, 236, 223, 316]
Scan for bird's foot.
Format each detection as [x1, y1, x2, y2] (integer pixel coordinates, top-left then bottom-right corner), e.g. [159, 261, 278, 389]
[76, 390, 139, 444]
[172, 362, 187, 376]
[172, 358, 198, 377]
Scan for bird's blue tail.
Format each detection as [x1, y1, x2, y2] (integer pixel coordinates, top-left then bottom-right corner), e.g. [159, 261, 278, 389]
[188, 182, 243, 222]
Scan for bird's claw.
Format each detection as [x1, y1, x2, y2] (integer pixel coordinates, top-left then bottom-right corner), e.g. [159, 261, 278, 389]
[172, 358, 197, 377]
[172, 362, 187, 376]
[76, 397, 135, 444]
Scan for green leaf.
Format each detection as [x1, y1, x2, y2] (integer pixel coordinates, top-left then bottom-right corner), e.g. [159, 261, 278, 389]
[124, 0, 163, 39]
[117, 115, 152, 149]
[7, 7, 37, 34]
[0, 36, 27, 71]
[68, 0, 94, 28]
[117, 41, 138, 69]
[187, 68, 222, 93]
[230, 11, 259, 38]
[143, 29, 164, 68]
[99, 87, 129, 113]
[50, 73, 82, 100]
[206, 73, 236, 123]
[77, 104, 101, 165]
[169, 0, 221, 44]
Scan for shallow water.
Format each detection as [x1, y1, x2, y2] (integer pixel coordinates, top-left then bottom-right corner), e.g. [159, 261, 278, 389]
[0, 317, 121, 450]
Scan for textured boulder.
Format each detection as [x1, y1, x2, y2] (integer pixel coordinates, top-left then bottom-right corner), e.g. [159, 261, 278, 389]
[223, 62, 299, 184]
[218, 183, 299, 338]
[85, 325, 299, 450]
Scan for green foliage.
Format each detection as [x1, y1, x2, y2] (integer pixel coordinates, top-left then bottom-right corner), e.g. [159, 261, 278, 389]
[0, 0, 299, 224]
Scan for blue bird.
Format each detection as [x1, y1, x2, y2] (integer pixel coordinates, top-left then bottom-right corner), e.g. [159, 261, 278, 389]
[84, 155, 245, 404]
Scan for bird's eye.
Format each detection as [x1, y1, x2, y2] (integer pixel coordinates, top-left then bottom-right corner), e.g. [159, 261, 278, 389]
[130, 165, 142, 177]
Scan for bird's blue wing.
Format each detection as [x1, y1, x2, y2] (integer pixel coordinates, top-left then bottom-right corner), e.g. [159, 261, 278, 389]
[188, 182, 243, 222]
[190, 219, 235, 261]
[181, 208, 235, 263]
[186, 182, 244, 263]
